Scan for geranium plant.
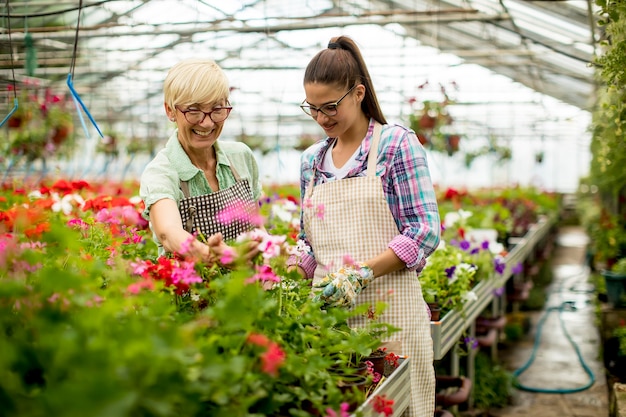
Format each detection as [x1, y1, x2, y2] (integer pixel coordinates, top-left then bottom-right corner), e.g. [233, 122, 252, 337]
[0, 178, 399, 417]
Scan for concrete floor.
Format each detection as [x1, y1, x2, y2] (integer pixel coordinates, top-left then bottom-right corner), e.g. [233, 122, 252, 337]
[490, 226, 609, 417]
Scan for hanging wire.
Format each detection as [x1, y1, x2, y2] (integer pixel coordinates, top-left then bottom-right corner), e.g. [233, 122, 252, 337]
[66, 0, 104, 139]
[0, 0, 19, 129]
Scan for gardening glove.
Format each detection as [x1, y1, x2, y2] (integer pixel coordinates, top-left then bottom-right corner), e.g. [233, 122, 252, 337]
[312, 263, 374, 309]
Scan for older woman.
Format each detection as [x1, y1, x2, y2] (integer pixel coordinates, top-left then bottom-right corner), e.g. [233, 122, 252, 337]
[140, 58, 262, 265]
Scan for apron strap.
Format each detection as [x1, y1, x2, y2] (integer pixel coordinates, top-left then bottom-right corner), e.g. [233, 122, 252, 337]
[366, 121, 382, 176]
[179, 154, 243, 198]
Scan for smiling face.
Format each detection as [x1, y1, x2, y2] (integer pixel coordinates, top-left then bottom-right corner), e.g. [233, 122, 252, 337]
[165, 101, 229, 152]
[163, 59, 231, 154]
[302, 82, 364, 139]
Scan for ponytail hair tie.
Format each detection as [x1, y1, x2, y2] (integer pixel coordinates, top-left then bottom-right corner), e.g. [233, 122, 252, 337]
[327, 42, 340, 49]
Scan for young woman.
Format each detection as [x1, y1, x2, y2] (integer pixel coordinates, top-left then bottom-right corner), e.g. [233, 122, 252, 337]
[291, 36, 441, 417]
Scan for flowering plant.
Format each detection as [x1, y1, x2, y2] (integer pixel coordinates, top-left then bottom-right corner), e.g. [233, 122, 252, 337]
[419, 242, 478, 316]
[407, 81, 463, 155]
[4, 83, 75, 162]
[0, 178, 398, 417]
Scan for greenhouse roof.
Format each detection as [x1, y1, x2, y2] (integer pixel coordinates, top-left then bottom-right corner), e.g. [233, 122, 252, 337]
[0, 0, 603, 191]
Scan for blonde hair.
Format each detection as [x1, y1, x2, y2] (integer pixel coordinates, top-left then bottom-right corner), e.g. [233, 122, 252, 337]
[163, 58, 230, 109]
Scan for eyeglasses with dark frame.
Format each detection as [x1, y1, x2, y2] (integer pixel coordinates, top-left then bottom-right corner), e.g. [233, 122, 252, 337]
[175, 105, 233, 124]
[300, 85, 356, 118]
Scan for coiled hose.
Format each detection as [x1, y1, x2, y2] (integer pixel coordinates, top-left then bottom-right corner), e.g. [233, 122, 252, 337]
[512, 266, 596, 393]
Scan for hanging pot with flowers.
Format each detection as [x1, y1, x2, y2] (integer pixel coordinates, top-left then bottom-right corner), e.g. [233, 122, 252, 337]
[407, 81, 461, 155]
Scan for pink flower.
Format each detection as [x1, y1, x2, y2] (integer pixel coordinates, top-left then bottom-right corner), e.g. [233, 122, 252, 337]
[127, 279, 154, 294]
[179, 234, 196, 255]
[342, 254, 356, 267]
[216, 202, 251, 224]
[324, 402, 350, 417]
[67, 218, 89, 231]
[246, 264, 280, 284]
[315, 204, 325, 219]
[220, 247, 236, 265]
[260, 342, 286, 377]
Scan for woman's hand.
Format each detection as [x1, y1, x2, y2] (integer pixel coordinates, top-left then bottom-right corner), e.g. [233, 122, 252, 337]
[205, 233, 261, 267]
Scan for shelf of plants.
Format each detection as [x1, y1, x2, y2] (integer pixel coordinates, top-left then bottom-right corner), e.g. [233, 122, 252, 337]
[352, 357, 411, 417]
[430, 215, 555, 360]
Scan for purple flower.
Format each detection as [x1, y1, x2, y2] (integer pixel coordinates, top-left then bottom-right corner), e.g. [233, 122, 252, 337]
[494, 258, 506, 275]
[481, 240, 490, 250]
[445, 265, 456, 278]
[492, 286, 505, 297]
[512, 262, 524, 274]
[470, 247, 479, 255]
[459, 240, 471, 251]
[464, 336, 479, 350]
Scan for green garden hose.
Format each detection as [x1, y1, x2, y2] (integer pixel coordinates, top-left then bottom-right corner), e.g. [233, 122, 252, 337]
[512, 269, 596, 393]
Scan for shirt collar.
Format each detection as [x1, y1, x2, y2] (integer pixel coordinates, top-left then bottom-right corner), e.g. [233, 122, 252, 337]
[165, 130, 231, 182]
[311, 118, 376, 174]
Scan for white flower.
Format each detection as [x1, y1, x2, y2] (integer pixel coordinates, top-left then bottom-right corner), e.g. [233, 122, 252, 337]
[287, 239, 310, 257]
[444, 209, 473, 228]
[489, 241, 505, 255]
[462, 290, 477, 303]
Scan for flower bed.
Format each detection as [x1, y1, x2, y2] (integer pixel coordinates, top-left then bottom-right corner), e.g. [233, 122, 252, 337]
[0, 179, 560, 415]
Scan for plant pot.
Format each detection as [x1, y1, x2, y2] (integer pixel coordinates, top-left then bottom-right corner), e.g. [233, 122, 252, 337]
[428, 302, 441, 321]
[435, 375, 472, 407]
[476, 327, 498, 347]
[601, 270, 626, 308]
[446, 134, 461, 154]
[476, 315, 507, 331]
[364, 350, 387, 376]
[419, 114, 437, 129]
[336, 373, 369, 412]
[7, 115, 23, 128]
[52, 125, 72, 145]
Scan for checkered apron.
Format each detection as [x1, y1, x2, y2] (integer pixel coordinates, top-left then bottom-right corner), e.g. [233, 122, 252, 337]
[303, 123, 435, 417]
[179, 162, 255, 242]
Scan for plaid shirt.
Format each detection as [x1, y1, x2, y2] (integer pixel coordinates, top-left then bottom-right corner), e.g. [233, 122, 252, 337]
[293, 119, 441, 279]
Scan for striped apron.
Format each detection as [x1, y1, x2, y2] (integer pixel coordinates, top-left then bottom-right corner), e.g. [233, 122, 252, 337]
[303, 123, 435, 417]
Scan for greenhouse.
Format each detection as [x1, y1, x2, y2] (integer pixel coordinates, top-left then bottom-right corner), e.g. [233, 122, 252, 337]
[0, 1, 625, 417]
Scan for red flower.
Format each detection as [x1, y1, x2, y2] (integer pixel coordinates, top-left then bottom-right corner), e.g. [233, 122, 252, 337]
[260, 342, 286, 377]
[247, 333, 271, 347]
[384, 352, 400, 368]
[246, 333, 286, 377]
[372, 395, 394, 417]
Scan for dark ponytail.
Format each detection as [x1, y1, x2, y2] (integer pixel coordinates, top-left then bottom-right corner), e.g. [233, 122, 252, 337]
[303, 36, 387, 125]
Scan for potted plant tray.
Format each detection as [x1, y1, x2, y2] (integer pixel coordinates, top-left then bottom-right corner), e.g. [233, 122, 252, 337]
[352, 357, 411, 417]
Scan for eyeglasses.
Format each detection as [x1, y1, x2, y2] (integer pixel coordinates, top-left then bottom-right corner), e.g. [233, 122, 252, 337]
[176, 105, 232, 124]
[300, 85, 356, 118]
